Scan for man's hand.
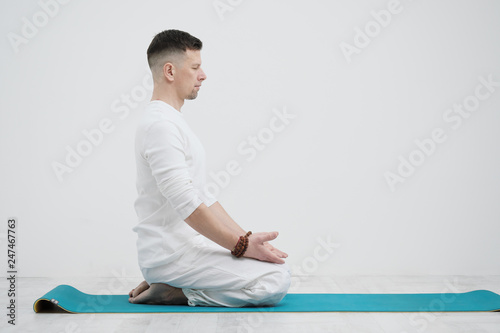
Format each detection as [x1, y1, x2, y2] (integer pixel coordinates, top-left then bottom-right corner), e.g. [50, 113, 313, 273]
[264, 241, 288, 259]
[185, 203, 288, 264]
[244, 232, 287, 264]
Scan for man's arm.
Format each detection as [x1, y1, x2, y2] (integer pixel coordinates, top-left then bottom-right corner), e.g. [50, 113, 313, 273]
[207, 201, 246, 235]
[184, 203, 287, 264]
[184, 203, 239, 251]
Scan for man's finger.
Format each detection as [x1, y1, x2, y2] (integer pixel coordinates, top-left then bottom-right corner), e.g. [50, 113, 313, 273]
[259, 231, 279, 243]
[269, 253, 285, 264]
[264, 247, 285, 264]
[272, 248, 288, 258]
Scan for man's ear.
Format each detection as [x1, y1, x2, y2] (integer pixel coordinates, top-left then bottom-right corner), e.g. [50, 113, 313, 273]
[163, 62, 175, 82]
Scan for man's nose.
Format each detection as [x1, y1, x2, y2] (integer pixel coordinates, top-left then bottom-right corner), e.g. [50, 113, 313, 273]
[199, 68, 207, 81]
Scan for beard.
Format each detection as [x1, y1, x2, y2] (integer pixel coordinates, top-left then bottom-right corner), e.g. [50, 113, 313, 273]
[186, 89, 199, 100]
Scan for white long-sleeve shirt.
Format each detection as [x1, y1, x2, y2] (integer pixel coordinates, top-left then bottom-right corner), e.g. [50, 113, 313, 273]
[133, 100, 216, 269]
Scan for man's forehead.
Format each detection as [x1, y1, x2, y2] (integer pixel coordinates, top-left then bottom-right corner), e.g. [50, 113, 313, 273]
[184, 49, 202, 63]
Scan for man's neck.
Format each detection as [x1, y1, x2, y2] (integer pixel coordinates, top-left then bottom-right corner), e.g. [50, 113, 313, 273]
[151, 90, 184, 112]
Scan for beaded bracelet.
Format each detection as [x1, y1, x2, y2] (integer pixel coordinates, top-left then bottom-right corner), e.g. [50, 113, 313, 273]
[231, 234, 247, 257]
[231, 231, 252, 258]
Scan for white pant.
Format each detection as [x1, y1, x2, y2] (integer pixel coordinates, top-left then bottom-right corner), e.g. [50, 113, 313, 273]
[141, 235, 291, 307]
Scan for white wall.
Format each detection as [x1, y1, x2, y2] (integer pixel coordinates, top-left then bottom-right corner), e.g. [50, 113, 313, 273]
[1, 0, 499, 278]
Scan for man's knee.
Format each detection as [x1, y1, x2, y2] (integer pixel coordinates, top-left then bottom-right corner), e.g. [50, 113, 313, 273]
[272, 267, 291, 303]
[257, 265, 291, 306]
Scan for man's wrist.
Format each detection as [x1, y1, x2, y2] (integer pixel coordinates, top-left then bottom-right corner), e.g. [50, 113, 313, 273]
[231, 231, 252, 258]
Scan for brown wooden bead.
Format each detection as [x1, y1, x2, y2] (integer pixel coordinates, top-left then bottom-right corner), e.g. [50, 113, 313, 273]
[231, 231, 252, 258]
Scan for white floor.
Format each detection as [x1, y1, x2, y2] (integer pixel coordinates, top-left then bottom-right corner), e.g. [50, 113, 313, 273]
[1, 275, 499, 333]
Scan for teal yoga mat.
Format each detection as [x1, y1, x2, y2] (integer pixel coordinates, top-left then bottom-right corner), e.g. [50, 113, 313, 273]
[34, 285, 500, 313]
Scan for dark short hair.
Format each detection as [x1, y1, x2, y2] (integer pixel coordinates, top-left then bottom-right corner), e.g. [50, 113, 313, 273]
[147, 29, 202, 71]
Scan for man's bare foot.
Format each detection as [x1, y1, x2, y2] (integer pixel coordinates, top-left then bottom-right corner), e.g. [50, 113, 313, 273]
[129, 280, 150, 298]
[128, 283, 188, 305]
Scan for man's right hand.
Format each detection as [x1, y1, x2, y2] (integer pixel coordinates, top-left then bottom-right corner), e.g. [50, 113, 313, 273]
[243, 232, 287, 264]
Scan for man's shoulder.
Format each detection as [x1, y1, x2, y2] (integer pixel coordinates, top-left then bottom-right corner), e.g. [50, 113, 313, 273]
[137, 105, 183, 133]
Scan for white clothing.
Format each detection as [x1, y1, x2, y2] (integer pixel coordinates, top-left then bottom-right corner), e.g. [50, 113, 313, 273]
[133, 100, 216, 269]
[142, 236, 291, 307]
[132, 100, 290, 307]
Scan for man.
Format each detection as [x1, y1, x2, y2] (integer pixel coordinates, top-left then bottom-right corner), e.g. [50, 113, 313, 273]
[128, 29, 291, 307]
